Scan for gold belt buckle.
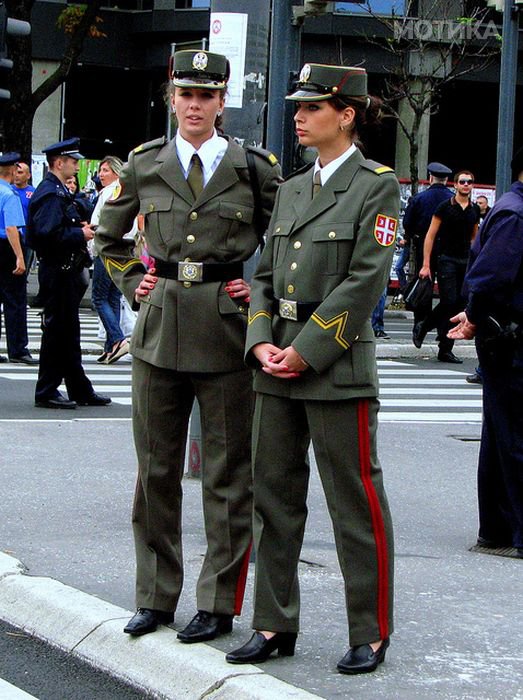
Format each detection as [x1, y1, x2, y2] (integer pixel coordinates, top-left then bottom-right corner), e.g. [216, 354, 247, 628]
[279, 298, 298, 321]
[178, 261, 203, 282]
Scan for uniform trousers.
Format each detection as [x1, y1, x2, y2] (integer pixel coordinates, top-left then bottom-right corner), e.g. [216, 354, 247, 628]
[476, 339, 523, 549]
[131, 358, 253, 615]
[35, 261, 94, 402]
[251, 393, 394, 646]
[0, 239, 30, 359]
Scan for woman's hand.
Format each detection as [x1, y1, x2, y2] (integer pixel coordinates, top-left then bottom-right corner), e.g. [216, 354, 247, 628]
[253, 343, 307, 379]
[447, 311, 476, 340]
[135, 266, 158, 303]
[419, 265, 431, 280]
[225, 278, 251, 302]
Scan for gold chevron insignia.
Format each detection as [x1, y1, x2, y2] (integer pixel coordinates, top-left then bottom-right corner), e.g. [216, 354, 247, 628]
[104, 257, 143, 277]
[248, 310, 272, 325]
[311, 311, 350, 349]
[375, 166, 393, 174]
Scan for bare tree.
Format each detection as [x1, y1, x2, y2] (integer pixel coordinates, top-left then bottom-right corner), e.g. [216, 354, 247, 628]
[1, 0, 105, 162]
[353, 0, 500, 193]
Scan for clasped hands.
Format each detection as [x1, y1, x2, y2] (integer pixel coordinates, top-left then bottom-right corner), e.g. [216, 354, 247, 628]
[253, 343, 309, 379]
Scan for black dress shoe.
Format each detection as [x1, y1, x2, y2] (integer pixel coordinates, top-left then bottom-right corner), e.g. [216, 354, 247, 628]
[123, 608, 174, 636]
[0, 355, 7, 363]
[35, 396, 77, 409]
[9, 354, 39, 365]
[75, 393, 112, 406]
[337, 638, 390, 675]
[177, 610, 233, 644]
[412, 321, 427, 348]
[226, 631, 297, 664]
[437, 351, 463, 364]
[466, 372, 483, 384]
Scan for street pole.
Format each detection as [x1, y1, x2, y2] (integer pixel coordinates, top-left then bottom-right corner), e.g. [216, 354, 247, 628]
[266, 0, 302, 175]
[495, 0, 520, 195]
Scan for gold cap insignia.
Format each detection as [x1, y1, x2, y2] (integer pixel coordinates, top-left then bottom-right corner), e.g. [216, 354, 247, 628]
[299, 64, 311, 83]
[192, 52, 208, 71]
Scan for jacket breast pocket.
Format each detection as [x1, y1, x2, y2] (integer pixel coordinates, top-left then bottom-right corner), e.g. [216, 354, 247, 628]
[139, 195, 174, 245]
[312, 222, 354, 275]
[216, 201, 254, 252]
[270, 220, 294, 269]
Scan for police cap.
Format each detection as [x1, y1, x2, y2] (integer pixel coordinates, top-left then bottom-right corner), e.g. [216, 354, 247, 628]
[286, 63, 367, 102]
[42, 137, 84, 160]
[511, 146, 523, 176]
[171, 50, 230, 90]
[0, 152, 21, 166]
[427, 162, 452, 177]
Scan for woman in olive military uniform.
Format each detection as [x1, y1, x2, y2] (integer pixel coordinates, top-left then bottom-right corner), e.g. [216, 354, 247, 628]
[95, 51, 281, 642]
[226, 63, 399, 674]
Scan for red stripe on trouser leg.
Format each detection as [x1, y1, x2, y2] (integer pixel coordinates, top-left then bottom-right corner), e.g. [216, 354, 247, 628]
[357, 399, 389, 640]
[233, 541, 252, 615]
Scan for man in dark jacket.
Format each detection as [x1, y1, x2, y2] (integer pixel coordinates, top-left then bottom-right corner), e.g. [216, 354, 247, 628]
[448, 147, 523, 558]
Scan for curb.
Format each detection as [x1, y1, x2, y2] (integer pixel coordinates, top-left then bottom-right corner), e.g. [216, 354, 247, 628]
[0, 553, 320, 700]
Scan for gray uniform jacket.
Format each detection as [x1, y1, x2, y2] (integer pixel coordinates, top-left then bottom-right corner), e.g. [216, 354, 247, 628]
[95, 135, 281, 372]
[246, 148, 400, 400]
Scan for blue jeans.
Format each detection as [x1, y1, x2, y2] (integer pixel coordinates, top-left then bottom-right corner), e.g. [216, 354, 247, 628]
[395, 244, 410, 291]
[371, 287, 387, 332]
[91, 256, 124, 353]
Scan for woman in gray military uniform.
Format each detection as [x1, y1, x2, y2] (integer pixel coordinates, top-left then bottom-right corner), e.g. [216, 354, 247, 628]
[226, 63, 399, 674]
[95, 50, 280, 642]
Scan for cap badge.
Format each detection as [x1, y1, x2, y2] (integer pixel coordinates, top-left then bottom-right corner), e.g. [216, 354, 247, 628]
[299, 64, 311, 83]
[192, 52, 208, 71]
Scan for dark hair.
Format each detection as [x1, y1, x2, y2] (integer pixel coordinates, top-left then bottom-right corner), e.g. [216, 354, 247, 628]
[455, 170, 475, 183]
[163, 81, 227, 132]
[330, 94, 383, 151]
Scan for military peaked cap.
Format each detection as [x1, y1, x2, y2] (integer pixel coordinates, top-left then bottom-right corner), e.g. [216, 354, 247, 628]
[171, 50, 230, 90]
[427, 162, 452, 177]
[0, 152, 20, 166]
[286, 63, 367, 102]
[42, 137, 84, 160]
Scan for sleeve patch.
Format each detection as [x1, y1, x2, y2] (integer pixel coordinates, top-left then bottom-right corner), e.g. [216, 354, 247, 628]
[110, 184, 122, 201]
[373, 214, 397, 247]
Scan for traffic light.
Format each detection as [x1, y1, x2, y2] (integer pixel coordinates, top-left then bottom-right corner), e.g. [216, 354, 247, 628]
[303, 1, 335, 15]
[0, 2, 30, 101]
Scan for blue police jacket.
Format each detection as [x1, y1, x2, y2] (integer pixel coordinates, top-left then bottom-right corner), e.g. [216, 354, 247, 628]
[465, 181, 523, 327]
[0, 179, 25, 239]
[27, 172, 85, 260]
[403, 183, 453, 241]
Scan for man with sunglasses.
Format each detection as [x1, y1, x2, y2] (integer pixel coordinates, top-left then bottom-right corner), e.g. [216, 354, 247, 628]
[415, 171, 480, 363]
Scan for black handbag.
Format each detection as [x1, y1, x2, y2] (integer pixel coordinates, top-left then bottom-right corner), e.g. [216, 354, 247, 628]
[404, 277, 433, 311]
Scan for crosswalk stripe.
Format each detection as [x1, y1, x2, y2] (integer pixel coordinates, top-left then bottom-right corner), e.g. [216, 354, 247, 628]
[0, 678, 38, 699]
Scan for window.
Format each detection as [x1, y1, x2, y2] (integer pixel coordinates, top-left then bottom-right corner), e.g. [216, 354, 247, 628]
[334, 0, 406, 16]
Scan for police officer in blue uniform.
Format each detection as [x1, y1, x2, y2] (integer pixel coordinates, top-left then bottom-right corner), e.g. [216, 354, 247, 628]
[0, 152, 37, 364]
[403, 162, 453, 330]
[27, 138, 111, 409]
[448, 147, 523, 558]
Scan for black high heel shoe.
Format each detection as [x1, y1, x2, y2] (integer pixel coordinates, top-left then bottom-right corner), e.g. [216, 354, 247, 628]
[337, 637, 390, 674]
[226, 631, 297, 664]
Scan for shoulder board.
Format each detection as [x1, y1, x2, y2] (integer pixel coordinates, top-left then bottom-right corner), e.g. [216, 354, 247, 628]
[361, 159, 395, 176]
[133, 136, 167, 155]
[245, 145, 279, 167]
[284, 161, 314, 181]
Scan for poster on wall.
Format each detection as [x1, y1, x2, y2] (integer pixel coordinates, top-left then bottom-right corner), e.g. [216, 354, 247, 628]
[208, 12, 248, 109]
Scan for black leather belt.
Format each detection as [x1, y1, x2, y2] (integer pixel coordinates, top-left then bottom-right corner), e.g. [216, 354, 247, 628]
[154, 259, 243, 283]
[273, 298, 320, 322]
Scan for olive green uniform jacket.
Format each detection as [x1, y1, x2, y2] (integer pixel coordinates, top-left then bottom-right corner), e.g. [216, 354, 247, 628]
[246, 148, 400, 396]
[95, 135, 281, 372]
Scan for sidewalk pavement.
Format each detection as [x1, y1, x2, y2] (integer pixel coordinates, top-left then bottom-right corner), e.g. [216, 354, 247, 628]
[0, 553, 319, 700]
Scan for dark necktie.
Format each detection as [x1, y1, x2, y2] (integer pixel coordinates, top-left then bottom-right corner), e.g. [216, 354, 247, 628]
[313, 170, 322, 197]
[187, 153, 204, 199]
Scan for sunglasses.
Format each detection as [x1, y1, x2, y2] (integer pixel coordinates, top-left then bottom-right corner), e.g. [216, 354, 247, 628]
[458, 179, 474, 185]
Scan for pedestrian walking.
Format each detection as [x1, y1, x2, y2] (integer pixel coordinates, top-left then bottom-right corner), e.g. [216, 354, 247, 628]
[416, 170, 480, 363]
[403, 162, 453, 331]
[89, 156, 130, 365]
[448, 147, 523, 559]
[27, 138, 111, 409]
[95, 50, 281, 642]
[0, 152, 37, 365]
[226, 62, 398, 674]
